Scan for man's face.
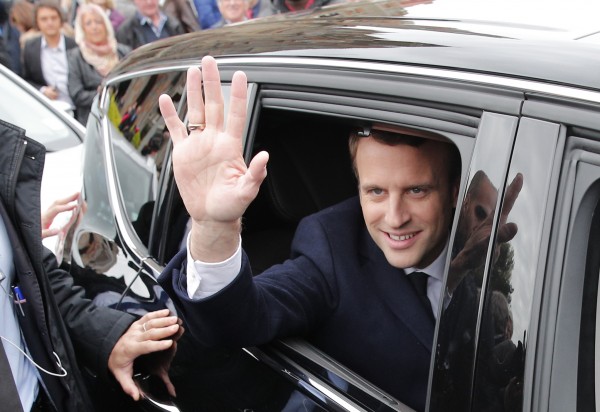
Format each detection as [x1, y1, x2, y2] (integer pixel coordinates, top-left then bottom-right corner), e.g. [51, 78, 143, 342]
[37, 7, 62, 38]
[218, 0, 248, 23]
[134, 0, 159, 19]
[357, 136, 458, 269]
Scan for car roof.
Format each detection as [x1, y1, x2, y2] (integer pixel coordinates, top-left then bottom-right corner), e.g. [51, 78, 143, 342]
[111, 0, 600, 92]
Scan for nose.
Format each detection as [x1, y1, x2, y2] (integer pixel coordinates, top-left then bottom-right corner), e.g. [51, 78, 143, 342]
[384, 193, 410, 228]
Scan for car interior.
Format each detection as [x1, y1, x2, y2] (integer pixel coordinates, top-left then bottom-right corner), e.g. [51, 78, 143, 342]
[161, 109, 360, 271]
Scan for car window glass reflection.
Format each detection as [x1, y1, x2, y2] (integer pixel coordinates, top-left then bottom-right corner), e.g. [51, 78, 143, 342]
[107, 71, 186, 247]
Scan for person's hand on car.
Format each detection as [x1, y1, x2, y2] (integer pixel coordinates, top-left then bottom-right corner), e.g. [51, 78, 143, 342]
[159, 56, 269, 262]
[41, 192, 80, 238]
[108, 309, 183, 401]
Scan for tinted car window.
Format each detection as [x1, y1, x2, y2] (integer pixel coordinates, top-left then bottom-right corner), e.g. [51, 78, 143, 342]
[108, 71, 187, 247]
[471, 119, 559, 411]
[0, 69, 82, 151]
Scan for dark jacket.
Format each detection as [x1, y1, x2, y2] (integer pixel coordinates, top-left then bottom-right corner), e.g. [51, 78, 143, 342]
[160, 196, 434, 412]
[21, 35, 78, 91]
[116, 13, 185, 51]
[0, 33, 10, 69]
[163, 0, 201, 33]
[0, 120, 136, 412]
[67, 43, 131, 125]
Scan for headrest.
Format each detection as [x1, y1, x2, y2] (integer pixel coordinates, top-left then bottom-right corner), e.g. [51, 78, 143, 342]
[261, 123, 357, 223]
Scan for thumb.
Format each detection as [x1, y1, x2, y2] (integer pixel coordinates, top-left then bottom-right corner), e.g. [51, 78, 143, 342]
[159, 370, 177, 398]
[112, 369, 141, 401]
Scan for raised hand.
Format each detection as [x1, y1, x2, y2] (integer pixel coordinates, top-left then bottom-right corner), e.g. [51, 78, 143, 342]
[41, 192, 80, 238]
[159, 56, 268, 261]
[448, 173, 523, 293]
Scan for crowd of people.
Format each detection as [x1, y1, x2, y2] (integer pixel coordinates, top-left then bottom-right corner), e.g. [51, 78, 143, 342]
[0, 0, 347, 125]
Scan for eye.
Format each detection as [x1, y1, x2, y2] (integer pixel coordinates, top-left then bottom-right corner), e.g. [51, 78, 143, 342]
[369, 188, 384, 196]
[474, 205, 488, 221]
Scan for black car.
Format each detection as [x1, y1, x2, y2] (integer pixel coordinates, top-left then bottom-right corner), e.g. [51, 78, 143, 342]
[60, 1, 600, 411]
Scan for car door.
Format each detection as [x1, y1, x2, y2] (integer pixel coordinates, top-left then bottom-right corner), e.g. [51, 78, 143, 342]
[443, 90, 600, 412]
[145, 57, 524, 411]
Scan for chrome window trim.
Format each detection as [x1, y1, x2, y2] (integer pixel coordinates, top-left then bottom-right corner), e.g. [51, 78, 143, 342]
[98, 55, 600, 277]
[247, 346, 369, 412]
[105, 56, 600, 105]
[98, 91, 152, 268]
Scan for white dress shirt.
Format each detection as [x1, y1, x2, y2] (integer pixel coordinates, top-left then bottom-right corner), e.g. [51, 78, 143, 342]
[185, 232, 450, 319]
[40, 34, 74, 110]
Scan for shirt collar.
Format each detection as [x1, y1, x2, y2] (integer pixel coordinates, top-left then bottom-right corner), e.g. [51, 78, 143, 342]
[41, 34, 66, 51]
[404, 240, 449, 282]
[138, 11, 167, 27]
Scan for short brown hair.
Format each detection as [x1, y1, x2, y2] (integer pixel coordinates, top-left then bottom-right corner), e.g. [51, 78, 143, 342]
[10, 0, 35, 31]
[348, 124, 461, 186]
[33, 0, 65, 30]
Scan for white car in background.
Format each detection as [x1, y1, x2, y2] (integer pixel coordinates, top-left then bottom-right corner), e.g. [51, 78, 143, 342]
[0, 63, 84, 253]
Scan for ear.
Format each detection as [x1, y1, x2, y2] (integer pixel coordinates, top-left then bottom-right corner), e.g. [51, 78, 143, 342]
[451, 179, 460, 208]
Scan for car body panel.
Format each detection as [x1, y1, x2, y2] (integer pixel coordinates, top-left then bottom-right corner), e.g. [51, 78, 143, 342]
[0, 64, 84, 253]
[62, 1, 600, 411]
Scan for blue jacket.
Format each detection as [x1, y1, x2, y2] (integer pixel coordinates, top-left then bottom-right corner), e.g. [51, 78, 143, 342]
[160, 196, 433, 411]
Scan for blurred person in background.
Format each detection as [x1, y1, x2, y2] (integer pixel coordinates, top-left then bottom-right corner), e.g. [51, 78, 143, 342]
[0, 1, 22, 74]
[257, 0, 344, 16]
[22, 0, 77, 116]
[68, 3, 130, 125]
[0, 32, 10, 68]
[163, 0, 201, 33]
[10, 0, 41, 49]
[116, 0, 184, 50]
[210, 0, 249, 28]
[194, 0, 264, 29]
[86, 0, 126, 32]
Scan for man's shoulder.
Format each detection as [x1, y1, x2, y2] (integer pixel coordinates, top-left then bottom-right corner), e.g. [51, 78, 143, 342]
[118, 16, 140, 32]
[64, 36, 77, 49]
[306, 196, 361, 225]
[22, 36, 42, 52]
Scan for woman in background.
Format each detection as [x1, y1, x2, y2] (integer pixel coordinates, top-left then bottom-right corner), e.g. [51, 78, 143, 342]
[86, 0, 126, 32]
[67, 3, 129, 125]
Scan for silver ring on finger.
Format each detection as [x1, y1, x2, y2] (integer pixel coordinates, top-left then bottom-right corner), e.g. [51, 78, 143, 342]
[188, 122, 206, 132]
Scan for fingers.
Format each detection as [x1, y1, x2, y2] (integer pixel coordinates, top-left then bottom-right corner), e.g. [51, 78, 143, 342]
[113, 370, 141, 401]
[186, 66, 205, 127]
[42, 227, 61, 239]
[497, 222, 518, 244]
[244, 151, 269, 192]
[501, 173, 523, 221]
[201, 56, 224, 131]
[226, 70, 248, 141]
[159, 94, 187, 145]
[159, 367, 177, 398]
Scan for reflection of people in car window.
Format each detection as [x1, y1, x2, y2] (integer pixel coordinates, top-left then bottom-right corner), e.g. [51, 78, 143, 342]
[434, 169, 523, 412]
[78, 231, 118, 272]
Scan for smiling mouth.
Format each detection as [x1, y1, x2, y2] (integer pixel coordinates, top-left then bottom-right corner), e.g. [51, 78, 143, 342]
[389, 233, 415, 241]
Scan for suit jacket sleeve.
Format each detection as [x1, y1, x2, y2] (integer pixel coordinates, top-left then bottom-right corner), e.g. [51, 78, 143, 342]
[159, 214, 339, 348]
[22, 39, 46, 91]
[43, 248, 136, 380]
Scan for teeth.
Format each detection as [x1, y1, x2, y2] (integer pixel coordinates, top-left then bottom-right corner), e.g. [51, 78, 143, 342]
[390, 233, 414, 241]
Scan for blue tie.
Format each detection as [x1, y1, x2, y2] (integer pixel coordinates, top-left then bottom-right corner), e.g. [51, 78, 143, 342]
[408, 271, 434, 320]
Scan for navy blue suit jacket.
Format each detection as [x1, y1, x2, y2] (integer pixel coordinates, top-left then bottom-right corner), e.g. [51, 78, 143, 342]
[160, 197, 434, 411]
